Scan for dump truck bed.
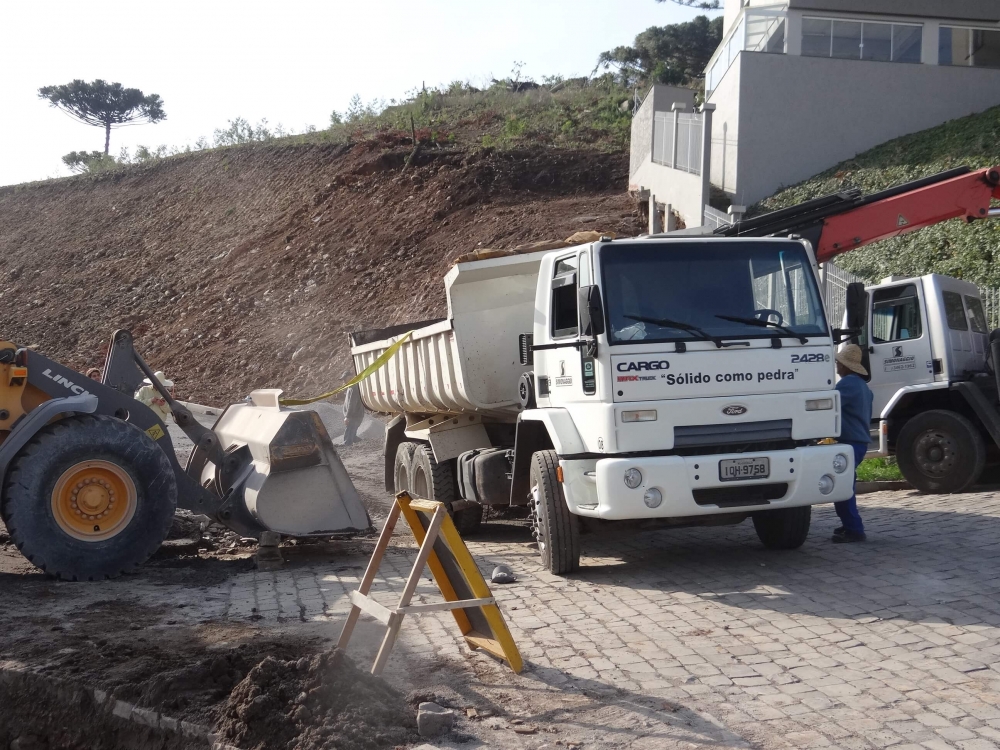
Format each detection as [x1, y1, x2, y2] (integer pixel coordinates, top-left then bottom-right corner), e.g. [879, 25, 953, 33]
[349, 251, 550, 420]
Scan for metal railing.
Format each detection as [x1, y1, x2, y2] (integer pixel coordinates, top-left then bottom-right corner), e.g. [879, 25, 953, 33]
[703, 205, 731, 229]
[652, 111, 703, 175]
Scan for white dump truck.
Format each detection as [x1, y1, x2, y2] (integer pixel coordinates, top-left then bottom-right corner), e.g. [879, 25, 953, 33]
[351, 234, 856, 573]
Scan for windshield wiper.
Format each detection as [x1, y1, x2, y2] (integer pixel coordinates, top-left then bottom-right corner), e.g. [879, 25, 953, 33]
[624, 314, 724, 348]
[715, 314, 808, 344]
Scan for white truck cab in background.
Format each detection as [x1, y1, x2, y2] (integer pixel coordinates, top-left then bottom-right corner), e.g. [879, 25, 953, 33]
[846, 273, 1000, 494]
[353, 236, 857, 574]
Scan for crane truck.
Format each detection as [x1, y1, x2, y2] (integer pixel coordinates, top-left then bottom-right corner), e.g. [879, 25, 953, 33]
[351, 166, 1000, 575]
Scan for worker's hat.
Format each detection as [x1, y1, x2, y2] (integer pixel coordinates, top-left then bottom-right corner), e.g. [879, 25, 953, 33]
[835, 345, 868, 377]
[142, 370, 175, 387]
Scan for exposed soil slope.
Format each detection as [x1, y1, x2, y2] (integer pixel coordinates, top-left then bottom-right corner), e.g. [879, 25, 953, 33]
[0, 140, 640, 404]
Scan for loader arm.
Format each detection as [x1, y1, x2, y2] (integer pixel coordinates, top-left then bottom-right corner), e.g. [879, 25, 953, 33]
[719, 166, 1000, 263]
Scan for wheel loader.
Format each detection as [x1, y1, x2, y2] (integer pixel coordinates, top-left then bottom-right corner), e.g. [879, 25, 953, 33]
[0, 329, 370, 580]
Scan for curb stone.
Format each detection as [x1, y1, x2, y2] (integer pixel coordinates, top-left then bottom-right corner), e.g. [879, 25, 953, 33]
[0, 661, 241, 749]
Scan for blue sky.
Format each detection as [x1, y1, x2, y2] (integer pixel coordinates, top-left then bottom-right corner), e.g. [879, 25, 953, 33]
[1, 0, 720, 186]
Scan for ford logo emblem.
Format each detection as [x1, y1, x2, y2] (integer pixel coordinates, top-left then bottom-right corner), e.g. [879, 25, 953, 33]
[722, 405, 747, 416]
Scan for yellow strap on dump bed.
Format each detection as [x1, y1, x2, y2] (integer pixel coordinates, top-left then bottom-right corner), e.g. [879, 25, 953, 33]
[279, 331, 413, 406]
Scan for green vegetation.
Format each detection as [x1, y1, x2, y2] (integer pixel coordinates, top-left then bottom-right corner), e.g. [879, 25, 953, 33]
[856, 457, 904, 483]
[324, 76, 635, 152]
[757, 105, 1000, 286]
[596, 15, 722, 89]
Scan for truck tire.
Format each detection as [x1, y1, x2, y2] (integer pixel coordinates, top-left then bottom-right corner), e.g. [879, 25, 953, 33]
[752, 506, 811, 550]
[896, 410, 985, 494]
[409, 445, 483, 535]
[529, 450, 579, 574]
[393, 441, 419, 494]
[1, 415, 177, 581]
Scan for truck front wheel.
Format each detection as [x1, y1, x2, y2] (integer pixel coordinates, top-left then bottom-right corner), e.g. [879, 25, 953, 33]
[896, 410, 985, 494]
[408, 445, 482, 535]
[529, 450, 580, 575]
[752, 506, 811, 550]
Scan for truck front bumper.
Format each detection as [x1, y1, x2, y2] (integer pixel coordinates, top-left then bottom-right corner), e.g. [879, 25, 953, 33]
[560, 444, 855, 520]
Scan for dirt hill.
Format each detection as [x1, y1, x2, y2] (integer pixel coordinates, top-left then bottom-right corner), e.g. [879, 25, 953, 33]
[0, 139, 640, 405]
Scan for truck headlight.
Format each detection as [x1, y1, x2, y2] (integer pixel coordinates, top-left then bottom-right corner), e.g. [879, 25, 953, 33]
[806, 398, 834, 411]
[818, 474, 835, 495]
[622, 409, 657, 423]
[643, 488, 662, 508]
[624, 468, 642, 489]
[832, 453, 849, 474]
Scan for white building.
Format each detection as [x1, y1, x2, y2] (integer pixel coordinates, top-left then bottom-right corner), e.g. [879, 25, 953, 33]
[631, 0, 1000, 228]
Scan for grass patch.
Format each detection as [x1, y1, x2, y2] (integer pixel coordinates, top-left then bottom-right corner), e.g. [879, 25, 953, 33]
[855, 457, 903, 482]
[755, 104, 1000, 286]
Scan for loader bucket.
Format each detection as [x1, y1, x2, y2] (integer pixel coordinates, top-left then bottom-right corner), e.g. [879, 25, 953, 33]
[192, 390, 371, 536]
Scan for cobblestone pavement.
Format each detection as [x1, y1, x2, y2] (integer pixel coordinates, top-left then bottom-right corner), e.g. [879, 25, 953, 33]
[11, 487, 997, 748]
[220, 489, 1000, 750]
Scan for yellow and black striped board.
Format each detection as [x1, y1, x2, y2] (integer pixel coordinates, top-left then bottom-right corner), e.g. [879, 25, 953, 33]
[396, 493, 523, 673]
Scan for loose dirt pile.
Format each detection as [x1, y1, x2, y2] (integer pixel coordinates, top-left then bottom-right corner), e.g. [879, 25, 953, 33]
[0, 140, 640, 405]
[215, 649, 417, 750]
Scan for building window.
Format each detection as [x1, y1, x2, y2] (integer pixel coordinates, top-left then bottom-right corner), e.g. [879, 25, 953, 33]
[940, 26, 1000, 69]
[802, 17, 922, 63]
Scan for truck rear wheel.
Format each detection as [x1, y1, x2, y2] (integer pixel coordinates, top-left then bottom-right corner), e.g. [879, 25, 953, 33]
[393, 441, 419, 494]
[896, 410, 985, 494]
[409, 445, 482, 535]
[752, 506, 811, 550]
[1, 415, 178, 581]
[529, 450, 579, 574]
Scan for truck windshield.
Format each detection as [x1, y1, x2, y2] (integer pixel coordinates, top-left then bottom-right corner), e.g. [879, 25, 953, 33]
[601, 241, 829, 345]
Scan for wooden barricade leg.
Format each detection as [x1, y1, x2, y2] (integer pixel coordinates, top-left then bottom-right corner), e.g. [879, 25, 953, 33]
[336, 502, 401, 652]
[371, 504, 447, 675]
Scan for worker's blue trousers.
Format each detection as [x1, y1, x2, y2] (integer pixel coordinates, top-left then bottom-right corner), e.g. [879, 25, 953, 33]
[835, 442, 868, 534]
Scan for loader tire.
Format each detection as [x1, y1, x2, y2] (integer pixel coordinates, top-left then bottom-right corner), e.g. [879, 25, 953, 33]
[529, 450, 580, 575]
[407, 445, 482, 533]
[896, 410, 985, 494]
[1, 415, 177, 581]
[752, 506, 811, 550]
[393, 441, 419, 494]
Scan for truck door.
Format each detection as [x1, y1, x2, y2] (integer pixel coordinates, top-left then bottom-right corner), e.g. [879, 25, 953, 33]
[542, 254, 584, 407]
[866, 282, 934, 418]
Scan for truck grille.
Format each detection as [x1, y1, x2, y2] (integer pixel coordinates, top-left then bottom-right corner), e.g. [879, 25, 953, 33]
[674, 419, 793, 448]
[692, 483, 789, 508]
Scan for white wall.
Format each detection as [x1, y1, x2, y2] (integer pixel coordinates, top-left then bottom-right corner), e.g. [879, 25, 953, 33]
[631, 159, 706, 228]
[709, 57, 741, 196]
[727, 52, 1000, 205]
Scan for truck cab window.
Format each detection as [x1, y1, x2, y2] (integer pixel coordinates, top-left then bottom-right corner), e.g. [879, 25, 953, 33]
[551, 256, 578, 338]
[871, 284, 922, 342]
[965, 295, 988, 333]
[942, 291, 969, 331]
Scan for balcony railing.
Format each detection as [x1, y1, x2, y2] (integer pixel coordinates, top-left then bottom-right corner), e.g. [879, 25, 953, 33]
[706, 7, 787, 97]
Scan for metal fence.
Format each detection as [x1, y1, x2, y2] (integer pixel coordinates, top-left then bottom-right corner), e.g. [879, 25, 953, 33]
[703, 205, 731, 229]
[652, 111, 703, 175]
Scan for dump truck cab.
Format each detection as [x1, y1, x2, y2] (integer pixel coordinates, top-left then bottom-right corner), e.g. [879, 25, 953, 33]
[513, 236, 854, 563]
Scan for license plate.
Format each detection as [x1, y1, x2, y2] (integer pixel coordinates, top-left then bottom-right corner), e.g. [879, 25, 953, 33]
[719, 457, 770, 482]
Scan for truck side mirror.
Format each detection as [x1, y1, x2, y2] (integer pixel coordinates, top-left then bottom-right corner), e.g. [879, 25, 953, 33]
[578, 286, 606, 337]
[845, 282, 867, 331]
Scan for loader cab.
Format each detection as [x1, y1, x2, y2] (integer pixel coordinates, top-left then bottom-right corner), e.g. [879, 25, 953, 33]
[858, 274, 988, 418]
